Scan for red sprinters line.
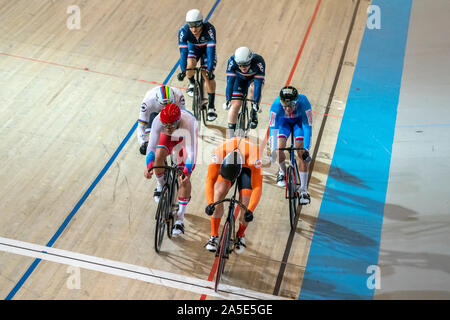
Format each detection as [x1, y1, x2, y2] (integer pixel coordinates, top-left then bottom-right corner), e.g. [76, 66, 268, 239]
[285, 0, 322, 87]
[260, 0, 322, 157]
[201, 0, 323, 300]
[200, 258, 219, 300]
[0, 51, 162, 85]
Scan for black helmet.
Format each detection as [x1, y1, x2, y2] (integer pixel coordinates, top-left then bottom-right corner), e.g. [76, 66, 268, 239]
[220, 150, 243, 182]
[280, 86, 298, 103]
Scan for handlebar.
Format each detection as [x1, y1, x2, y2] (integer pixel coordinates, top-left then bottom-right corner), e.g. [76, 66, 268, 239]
[277, 147, 311, 163]
[148, 165, 186, 178]
[185, 67, 206, 72]
[277, 147, 306, 151]
[230, 97, 257, 104]
[210, 198, 249, 213]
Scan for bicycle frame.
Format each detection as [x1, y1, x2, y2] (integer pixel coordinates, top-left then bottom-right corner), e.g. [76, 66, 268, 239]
[148, 156, 184, 252]
[277, 126, 307, 229]
[185, 67, 208, 127]
[209, 182, 248, 292]
[230, 96, 256, 137]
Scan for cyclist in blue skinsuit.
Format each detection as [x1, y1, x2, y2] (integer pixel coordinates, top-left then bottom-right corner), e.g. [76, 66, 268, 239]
[177, 9, 217, 122]
[223, 47, 266, 136]
[269, 86, 313, 205]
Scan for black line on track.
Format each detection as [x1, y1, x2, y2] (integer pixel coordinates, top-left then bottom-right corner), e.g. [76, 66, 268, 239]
[272, 0, 362, 296]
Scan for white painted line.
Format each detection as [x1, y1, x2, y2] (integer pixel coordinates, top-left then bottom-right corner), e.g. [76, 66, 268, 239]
[0, 237, 289, 300]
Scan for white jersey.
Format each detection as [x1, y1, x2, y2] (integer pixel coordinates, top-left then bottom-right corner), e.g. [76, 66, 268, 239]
[146, 110, 198, 174]
[137, 86, 186, 146]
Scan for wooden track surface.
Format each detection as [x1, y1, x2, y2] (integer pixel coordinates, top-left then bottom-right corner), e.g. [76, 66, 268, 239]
[0, 0, 369, 299]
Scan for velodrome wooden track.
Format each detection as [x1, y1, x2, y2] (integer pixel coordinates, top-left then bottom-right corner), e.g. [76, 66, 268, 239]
[0, 0, 369, 300]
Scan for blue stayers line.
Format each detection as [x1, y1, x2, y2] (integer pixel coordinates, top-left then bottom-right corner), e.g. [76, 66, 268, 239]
[299, 0, 412, 300]
[5, 0, 221, 300]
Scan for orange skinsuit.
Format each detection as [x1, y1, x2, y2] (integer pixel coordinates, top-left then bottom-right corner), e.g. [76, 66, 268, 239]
[205, 137, 263, 227]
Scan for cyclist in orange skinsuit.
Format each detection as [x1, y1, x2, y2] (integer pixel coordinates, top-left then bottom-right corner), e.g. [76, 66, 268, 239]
[204, 137, 263, 254]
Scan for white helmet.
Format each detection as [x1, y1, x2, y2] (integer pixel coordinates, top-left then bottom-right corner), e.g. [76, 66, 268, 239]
[186, 9, 203, 26]
[234, 47, 253, 66]
[156, 85, 175, 106]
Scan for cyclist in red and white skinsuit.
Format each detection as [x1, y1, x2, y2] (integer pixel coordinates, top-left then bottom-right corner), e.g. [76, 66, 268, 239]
[144, 104, 198, 236]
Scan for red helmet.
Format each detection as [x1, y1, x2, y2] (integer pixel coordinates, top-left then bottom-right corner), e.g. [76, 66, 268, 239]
[160, 103, 181, 124]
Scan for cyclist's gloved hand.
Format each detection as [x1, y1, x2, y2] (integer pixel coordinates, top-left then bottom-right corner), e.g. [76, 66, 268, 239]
[206, 70, 215, 80]
[177, 71, 186, 81]
[252, 103, 262, 113]
[223, 101, 231, 110]
[302, 149, 311, 163]
[244, 209, 253, 222]
[182, 166, 190, 178]
[139, 141, 148, 155]
[205, 203, 215, 216]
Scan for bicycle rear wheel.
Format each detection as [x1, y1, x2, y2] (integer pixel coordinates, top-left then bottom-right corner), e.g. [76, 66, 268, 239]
[287, 166, 298, 230]
[154, 184, 169, 253]
[215, 222, 230, 292]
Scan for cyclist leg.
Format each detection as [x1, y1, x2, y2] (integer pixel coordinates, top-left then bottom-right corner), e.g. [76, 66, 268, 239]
[205, 177, 231, 251]
[211, 177, 231, 223]
[235, 168, 252, 254]
[248, 81, 258, 129]
[153, 135, 171, 202]
[200, 53, 217, 120]
[293, 124, 310, 204]
[186, 44, 200, 96]
[276, 119, 291, 187]
[172, 143, 192, 235]
[227, 78, 248, 137]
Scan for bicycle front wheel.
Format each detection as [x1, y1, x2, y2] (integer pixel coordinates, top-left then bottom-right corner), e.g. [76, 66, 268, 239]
[155, 185, 170, 253]
[237, 103, 248, 134]
[192, 82, 202, 121]
[200, 77, 208, 127]
[167, 176, 178, 239]
[287, 166, 298, 230]
[215, 221, 230, 292]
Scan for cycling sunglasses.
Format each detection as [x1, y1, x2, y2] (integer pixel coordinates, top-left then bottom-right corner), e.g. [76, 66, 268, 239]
[162, 121, 179, 130]
[187, 21, 202, 28]
[237, 61, 251, 68]
[281, 99, 298, 108]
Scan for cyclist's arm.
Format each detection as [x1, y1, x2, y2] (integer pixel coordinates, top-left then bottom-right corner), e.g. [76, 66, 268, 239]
[178, 27, 189, 72]
[268, 100, 281, 156]
[225, 58, 237, 101]
[182, 115, 198, 176]
[205, 163, 220, 205]
[253, 58, 266, 103]
[301, 96, 313, 151]
[145, 116, 162, 170]
[137, 101, 150, 146]
[253, 77, 265, 104]
[206, 24, 217, 72]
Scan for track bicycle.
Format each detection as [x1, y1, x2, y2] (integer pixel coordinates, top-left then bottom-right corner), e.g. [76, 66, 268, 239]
[277, 126, 311, 230]
[207, 182, 249, 292]
[185, 67, 209, 128]
[230, 95, 257, 136]
[148, 156, 184, 253]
